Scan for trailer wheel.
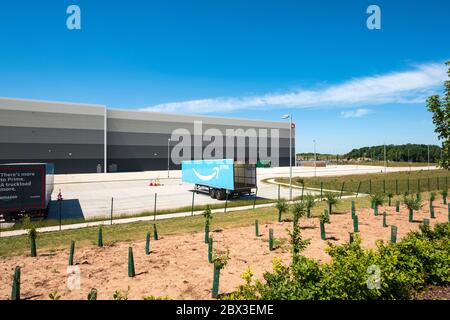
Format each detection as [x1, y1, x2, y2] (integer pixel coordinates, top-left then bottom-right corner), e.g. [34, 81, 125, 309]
[209, 188, 216, 199]
[216, 189, 226, 200]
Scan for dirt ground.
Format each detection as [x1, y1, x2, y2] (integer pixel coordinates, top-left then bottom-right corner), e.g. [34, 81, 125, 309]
[0, 201, 448, 300]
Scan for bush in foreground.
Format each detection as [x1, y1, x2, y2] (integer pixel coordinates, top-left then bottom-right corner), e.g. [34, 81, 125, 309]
[224, 222, 450, 300]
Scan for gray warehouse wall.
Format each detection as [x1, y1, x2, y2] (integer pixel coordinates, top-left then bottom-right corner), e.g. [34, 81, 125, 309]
[0, 98, 106, 174]
[0, 98, 295, 173]
[107, 109, 294, 172]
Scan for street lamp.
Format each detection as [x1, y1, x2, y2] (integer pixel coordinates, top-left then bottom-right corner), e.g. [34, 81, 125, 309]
[282, 114, 293, 201]
[167, 138, 171, 178]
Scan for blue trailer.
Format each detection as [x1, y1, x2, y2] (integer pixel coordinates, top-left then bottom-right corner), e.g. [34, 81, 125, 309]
[182, 159, 257, 200]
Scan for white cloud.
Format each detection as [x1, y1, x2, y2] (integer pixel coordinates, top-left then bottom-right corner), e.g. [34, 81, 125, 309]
[341, 108, 373, 118]
[141, 62, 447, 114]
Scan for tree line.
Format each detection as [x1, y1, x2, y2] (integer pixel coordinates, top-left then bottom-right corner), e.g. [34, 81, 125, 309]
[344, 144, 442, 163]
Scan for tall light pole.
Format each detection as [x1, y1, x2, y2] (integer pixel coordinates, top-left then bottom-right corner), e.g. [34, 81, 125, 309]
[282, 114, 293, 201]
[313, 139, 317, 178]
[167, 138, 171, 178]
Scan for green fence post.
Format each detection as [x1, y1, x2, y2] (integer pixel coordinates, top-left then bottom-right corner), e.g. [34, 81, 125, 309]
[409, 209, 414, 223]
[69, 240, 75, 266]
[211, 264, 220, 299]
[30, 236, 37, 257]
[269, 229, 274, 251]
[391, 226, 397, 243]
[320, 222, 326, 240]
[87, 288, 98, 300]
[153, 224, 159, 241]
[11, 266, 20, 301]
[145, 232, 151, 255]
[255, 219, 259, 237]
[351, 201, 356, 219]
[128, 247, 135, 277]
[383, 212, 387, 228]
[97, 226, 103, 248]
[396, 201, 400, 213]
[374, 205, 379, 216]
[430, 205, 435, 219]
[208, 237, 213, 263]
[369, 179, 372, 194]
[353, 215, 359, 233]
[349, 232, 354, 243]
[204, 222, 209, 244]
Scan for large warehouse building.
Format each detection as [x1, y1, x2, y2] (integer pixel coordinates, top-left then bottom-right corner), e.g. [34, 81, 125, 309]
[0, 97, 295, 174]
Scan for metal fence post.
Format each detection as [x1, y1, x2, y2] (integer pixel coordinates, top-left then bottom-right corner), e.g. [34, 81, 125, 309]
[191, 191, 195, 216]
[59, 199, 62, 231]
[340, 182, 345, 199]
[110, 197, 114, 225]
[277, 184, 280, 201]
[356, 181, 361, 198]
[154, 193, 157, 221]
[301, 182, 305, 201]
[224, 192, 228, 213]
[320, 182, 323, 200]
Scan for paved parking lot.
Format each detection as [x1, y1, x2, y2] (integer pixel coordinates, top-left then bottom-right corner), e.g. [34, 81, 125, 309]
[48, 165, 435, 220]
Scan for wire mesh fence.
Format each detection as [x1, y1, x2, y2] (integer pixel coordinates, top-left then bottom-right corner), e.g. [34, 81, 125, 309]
[1, 174, 449, 235]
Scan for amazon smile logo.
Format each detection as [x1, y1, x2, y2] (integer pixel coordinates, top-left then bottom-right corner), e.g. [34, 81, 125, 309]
[193, 167, 220, 182]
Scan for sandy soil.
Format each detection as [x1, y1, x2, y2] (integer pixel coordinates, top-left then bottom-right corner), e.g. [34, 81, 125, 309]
[0, 201, 448, 300]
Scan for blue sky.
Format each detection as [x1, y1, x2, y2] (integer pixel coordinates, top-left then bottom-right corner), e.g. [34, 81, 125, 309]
[0, 0, 449, 154]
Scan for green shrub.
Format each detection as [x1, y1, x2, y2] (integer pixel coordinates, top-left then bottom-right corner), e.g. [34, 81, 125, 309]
[290, 201, 307, 227]
[225, 223, 450, 300]
[370, 193, 386, 208]
[324, 192, 339, 214]
[304, 195, 316, 218]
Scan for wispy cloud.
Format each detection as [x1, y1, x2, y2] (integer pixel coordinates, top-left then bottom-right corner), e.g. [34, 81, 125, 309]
[141, 62, 447, 114]
[341, 108, 373, 119]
